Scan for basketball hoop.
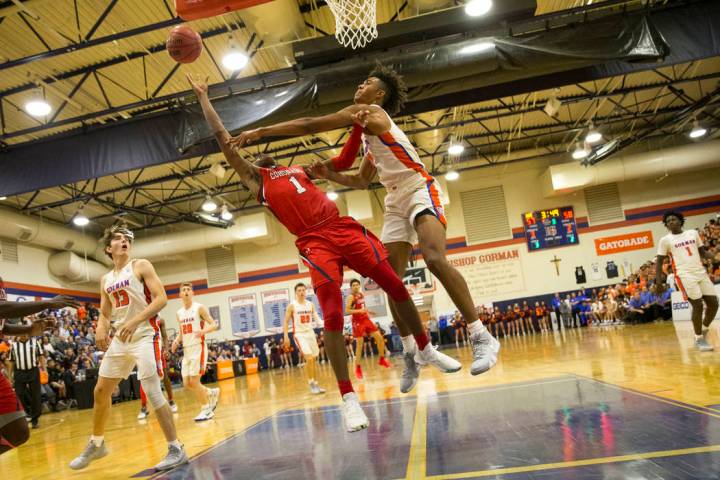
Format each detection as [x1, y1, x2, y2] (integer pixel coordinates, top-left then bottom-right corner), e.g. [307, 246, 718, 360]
[324, 0, 378, 49]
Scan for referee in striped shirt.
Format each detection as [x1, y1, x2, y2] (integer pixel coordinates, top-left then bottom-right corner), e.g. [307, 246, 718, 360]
[9, 334, 45, 429]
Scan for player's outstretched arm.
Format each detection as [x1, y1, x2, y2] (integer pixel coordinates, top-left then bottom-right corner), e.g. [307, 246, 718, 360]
[310, 154, 377, 190]
[0, 295, 80, 319]
[1, 316, 56, 337]
[186, 74, 261, 197]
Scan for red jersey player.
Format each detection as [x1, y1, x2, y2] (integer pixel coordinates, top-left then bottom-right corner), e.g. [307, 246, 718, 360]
[0, 278, 78, 455]
[346, 279, 390, 380]
[187, 74, 460, 432]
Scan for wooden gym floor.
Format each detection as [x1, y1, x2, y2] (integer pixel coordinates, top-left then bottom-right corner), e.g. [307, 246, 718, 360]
[3, 321, 720, 479]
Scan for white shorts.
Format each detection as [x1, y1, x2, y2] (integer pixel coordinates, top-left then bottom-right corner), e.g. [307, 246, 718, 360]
[182, 343, 207, 378]
[381, 174, 446, 245]
[294, 332, 319, 357]
[99, 335, 162, 381]
[676, 273, 716, 301]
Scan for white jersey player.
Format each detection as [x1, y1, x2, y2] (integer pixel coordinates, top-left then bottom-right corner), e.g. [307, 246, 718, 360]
[171, 283, 219, 421]
[70, 225, 187, 472]
[656, 211, 718, 351]
[283, 283, 325, 395]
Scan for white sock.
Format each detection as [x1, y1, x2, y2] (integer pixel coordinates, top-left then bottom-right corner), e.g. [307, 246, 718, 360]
[168, 439, 182, 449]
[468, 320, 486, 336]
[90, 435, 104, 447]
[401, 335, 416, 354]
[696, 334, 704, 340]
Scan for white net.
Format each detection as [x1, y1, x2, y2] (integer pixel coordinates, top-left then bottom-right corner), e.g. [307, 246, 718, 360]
[325, 0, 378, 49]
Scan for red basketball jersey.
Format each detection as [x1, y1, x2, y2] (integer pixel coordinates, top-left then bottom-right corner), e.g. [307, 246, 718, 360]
[351, 292, 371, 324]
[257, 166, 339, 236]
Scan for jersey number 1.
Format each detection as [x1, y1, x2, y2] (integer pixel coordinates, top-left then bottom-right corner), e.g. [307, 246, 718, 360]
[289, 176, 306, 194]
[112, 290, 130, 308]
[685, 246, 693, 256]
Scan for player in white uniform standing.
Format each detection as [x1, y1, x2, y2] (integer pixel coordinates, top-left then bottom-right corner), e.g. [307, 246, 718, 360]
[70, 225, 187, 471]
[171, 282, 220, 421]
[283, 283, 326, 395]
[656, 211, 719, 351]
[231, 63, 499, 393]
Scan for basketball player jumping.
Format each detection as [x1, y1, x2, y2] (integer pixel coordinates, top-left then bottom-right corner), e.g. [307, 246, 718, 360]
[229, 63, 500, 384]
[69, 225, 187, 471]
[171, 282, 220, 421]
[656, 211, 719, 351]
[283, 283, 326, 395]
[0, 282, 78, 455]
[346, 279, 390, 380]
[188, 73, 459, 432]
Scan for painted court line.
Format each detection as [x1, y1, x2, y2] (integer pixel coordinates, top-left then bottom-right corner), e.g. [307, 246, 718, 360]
[420, 444, 720, 479]
[405, 396, 428, 480]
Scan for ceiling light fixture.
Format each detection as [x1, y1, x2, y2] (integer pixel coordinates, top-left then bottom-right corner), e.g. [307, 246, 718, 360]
[222, 50, 249, 71]
[585, 125, 602, 144]
[448, 143, 465, 155]
[327, 191, 339, 201]
[572, 143, 589, 160]
[25, 99, 51, 117]
[445, 170, 460, 181]
[0, 196, 6, 201]
[465, 0, 493, 17]
[201, 195, 218, 212]
[72, 213, 89, 226]
[689, 121, 707, 139]
[220, 205, 233, 221]
[458, 41, 494, 55]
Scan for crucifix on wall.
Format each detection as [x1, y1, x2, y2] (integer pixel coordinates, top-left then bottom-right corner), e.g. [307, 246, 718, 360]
[550, 255, 562, 276]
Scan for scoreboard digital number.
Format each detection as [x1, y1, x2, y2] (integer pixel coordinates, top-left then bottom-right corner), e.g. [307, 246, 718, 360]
[522, 206, 578, 251]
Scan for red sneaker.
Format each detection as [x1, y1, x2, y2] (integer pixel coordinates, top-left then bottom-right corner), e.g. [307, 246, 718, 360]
[355, 365, 364, 380]
[378, 357, 391, 368]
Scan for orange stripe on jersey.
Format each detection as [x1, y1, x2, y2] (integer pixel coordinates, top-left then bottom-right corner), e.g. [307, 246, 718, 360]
[668, 253, 688, 300]
[378, 132, 432, 181]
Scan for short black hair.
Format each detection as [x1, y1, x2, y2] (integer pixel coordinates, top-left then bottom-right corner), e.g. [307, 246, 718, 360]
[368, 63, 408, 116]
[662, 210, 685, 226]
[294, 282, 306, 292]
[350, 279, 361, 286]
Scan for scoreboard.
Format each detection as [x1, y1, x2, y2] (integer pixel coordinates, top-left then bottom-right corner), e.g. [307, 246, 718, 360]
[522, 206, 578, 251]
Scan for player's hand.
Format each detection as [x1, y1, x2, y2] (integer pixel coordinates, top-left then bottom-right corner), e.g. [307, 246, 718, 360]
[48, 295, 82, 310]
[193, 331, 205, 339]
[117, 319, 140, 343]
[283, 336, 291, 349]
[96, 327, 110, 351]
[228, 129, 263, 148]
[171, 340, 179, 353]
[307, 160, 329, 179]
[352, 109, 371, 128]
[28, 315, 56, 336]
[186, 73, 209, 97]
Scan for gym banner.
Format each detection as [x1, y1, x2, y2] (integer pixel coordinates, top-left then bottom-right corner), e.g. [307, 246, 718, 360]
[594, 231, 654, 255]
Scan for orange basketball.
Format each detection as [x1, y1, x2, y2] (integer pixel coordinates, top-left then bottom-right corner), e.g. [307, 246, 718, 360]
[166, 25, 202, 64]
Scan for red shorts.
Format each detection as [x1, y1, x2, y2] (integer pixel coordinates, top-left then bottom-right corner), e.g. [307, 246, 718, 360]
[0, 374, 22, 416]
[353, 315, 378, 338]
[296, 216, 388, 289]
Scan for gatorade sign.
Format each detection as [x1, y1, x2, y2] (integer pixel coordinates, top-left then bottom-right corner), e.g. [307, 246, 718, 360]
[594, 231, 654, 255]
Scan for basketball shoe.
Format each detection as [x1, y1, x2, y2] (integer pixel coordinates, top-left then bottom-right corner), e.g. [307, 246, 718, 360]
[342, 392, 369, 432]
[469, 330, 501, 375]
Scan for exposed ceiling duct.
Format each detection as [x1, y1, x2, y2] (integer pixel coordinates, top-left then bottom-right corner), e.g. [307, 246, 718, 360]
[540, 140, 720, 197]
[0, 208, 278, 284]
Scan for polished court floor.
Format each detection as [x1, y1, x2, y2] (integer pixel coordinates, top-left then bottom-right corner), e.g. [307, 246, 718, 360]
[4, 321, 720, 479]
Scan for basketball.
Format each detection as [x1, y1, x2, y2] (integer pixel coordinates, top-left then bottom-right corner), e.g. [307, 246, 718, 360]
[166, 25, 202, 64]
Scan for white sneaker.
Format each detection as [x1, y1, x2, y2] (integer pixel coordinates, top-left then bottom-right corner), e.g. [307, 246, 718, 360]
[341, 392, 369, 432]
[137, 409, 149, 420]
[470, 330, 501, 375]
[169, 401, 178, 414]
[415, 344, 462, 373]
[208, 388, 220, 411]
[194, 407, 215, 422]
[310, 381, 326, 395]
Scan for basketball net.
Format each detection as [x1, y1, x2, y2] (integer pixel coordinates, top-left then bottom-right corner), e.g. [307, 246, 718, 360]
[324, 0, 378, 49]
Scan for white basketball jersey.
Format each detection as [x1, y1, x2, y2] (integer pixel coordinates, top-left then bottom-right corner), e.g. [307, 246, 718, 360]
[657, 230, 706, 276]
[362, 107, 434, 187]
[177, 302, 205, 348]
[291, 300, 315, 334]
[103, 260, 157, 341]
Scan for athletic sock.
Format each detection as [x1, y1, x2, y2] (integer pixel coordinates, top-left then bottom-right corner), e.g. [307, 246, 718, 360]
[413, 332, 430, 351]
[696, 334, 704, 340]
[401, 335, 416, 354]
[168, 440, 182, 449]
[468, 320, 486, 336]
[338, 380, 354, 396]
[90, 435, 104, 447]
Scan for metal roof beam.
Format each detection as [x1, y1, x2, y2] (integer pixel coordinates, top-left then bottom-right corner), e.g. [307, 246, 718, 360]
[84, 0, 119, 41]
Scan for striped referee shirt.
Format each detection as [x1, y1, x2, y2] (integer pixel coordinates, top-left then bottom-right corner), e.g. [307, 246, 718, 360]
[11, 337, 43, 371]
